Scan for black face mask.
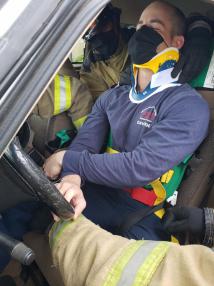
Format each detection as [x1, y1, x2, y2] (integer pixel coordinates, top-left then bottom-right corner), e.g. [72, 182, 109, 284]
[128, 26, 165, 64]
[88, 30, 119, 62]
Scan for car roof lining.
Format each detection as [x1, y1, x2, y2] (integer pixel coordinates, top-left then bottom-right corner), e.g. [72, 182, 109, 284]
[112, 0, 214, 25]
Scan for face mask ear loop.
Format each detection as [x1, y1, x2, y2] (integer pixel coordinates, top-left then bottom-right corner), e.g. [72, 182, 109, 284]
[156, 36, 170, 53]
[133, 67, 138, 93]
[163, 39, 170, 49]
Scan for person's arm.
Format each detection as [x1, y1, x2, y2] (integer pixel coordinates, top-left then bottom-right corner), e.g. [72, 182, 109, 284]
[67, 78, 94, 130]
[62, 93, 209, 188]
[203, 208, 214, 247]
[43, 90, 111, 179]
[162, 207, 214, 247]
[67, 90, 110, 154]
[32, 86, 55, 118]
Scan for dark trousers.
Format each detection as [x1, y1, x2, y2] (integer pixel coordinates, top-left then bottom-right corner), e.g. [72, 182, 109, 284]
[83, 183, 170, 241]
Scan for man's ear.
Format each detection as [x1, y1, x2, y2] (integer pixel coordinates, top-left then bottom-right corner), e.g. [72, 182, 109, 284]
[172, 35, 185, 49]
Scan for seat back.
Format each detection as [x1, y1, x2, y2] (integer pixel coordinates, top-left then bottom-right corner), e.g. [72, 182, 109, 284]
[177, 89, 214, 207]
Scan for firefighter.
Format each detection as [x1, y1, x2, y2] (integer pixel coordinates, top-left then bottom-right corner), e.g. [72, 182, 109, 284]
[33, 4, 129, 129]
[49, 206, 214, 286]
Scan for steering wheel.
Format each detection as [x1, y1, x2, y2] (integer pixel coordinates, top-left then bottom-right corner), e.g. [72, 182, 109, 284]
[5, 136, 74, 220]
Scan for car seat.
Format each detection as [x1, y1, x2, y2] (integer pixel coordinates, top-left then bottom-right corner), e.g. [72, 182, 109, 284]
[176, 89, 214, 207]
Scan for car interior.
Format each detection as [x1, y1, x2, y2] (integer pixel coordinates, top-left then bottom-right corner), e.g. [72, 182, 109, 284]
[0, 0, 214, 285]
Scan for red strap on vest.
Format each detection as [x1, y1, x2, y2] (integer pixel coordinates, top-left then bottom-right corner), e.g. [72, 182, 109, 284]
[130, 187, 157, 207]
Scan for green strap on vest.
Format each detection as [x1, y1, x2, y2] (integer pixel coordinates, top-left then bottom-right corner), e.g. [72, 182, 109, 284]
[160, 154, 192, 199]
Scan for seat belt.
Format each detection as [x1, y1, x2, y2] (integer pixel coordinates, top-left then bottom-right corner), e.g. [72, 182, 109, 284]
[118, 202, 165, 236]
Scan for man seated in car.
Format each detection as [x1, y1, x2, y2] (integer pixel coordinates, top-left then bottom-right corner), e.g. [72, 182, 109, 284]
[43, 0, 210, 241]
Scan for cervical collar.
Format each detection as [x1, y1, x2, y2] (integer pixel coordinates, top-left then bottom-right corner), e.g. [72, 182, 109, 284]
[130, 47, 181, 104]
[133, 47, 179, 76]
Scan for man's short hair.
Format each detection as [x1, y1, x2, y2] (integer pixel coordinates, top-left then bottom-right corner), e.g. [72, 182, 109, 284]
[154, 1, 186, 36]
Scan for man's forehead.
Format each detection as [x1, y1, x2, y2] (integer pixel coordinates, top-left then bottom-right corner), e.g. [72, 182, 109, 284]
[139, 3, 171, 24]
[138, 17, 166, 28]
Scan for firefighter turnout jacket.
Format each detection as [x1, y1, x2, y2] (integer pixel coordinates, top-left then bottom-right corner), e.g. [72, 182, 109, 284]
[50, 215, 214, 286]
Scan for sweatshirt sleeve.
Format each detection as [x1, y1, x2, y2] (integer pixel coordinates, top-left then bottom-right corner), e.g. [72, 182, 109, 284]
[62, 94, 210, 188]
[61, 90, 111, 177]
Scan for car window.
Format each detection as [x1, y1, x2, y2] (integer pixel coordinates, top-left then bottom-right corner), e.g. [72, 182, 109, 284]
[71, 38, 85, 64]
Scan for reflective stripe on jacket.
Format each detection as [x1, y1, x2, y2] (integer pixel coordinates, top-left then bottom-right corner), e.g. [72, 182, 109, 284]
[53, 74, 72, 115]
[32, 75, 93, 129]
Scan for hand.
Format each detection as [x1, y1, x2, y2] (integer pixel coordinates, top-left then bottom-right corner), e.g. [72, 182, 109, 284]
[43, 151, 66, 179]
[172, 19, 212, 83]
[162, 207, 205, 238]
[54, 175, 86, 220]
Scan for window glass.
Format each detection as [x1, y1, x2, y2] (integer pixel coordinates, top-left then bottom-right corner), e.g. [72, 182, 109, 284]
[71, 38, 85, 63]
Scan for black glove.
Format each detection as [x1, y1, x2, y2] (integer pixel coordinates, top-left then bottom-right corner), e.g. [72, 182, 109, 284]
[172, 16, 213, 83]
[162, 207, 205, 240]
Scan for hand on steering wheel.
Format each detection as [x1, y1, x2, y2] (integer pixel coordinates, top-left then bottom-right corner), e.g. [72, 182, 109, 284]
[43, 150, 66, 180]
[54, 175, 86, 220]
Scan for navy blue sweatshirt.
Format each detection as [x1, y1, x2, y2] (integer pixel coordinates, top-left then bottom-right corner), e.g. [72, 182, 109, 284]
[62, 84, 209, 189]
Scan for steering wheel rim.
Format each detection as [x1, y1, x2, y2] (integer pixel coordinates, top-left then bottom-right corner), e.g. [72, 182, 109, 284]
[5, 137, 75, 220]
